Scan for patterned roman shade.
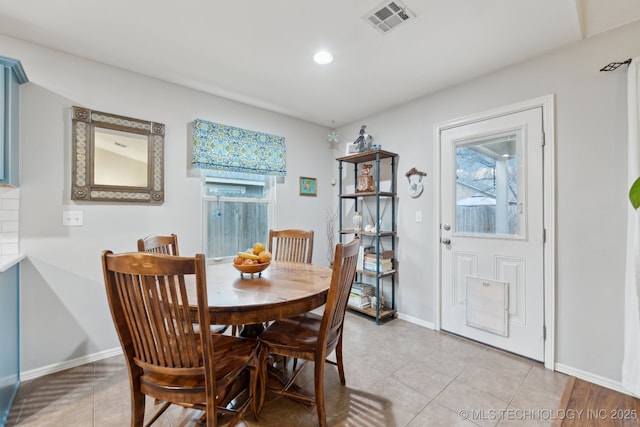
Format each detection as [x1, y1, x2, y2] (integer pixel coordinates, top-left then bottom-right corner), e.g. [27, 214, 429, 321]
[192, 119, 286, 177]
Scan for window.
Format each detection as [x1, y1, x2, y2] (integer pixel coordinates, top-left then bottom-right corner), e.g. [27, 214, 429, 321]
[202, 170, 275, 261]
[455, 133, 521, 236]
[191, 119, 285, 260]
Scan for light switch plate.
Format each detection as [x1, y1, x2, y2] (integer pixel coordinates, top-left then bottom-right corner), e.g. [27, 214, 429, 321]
[63, 210, 83, 226]
[415, 211, 423, 223]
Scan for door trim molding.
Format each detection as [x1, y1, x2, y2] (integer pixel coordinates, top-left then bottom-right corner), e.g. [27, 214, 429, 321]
[433, 95, 556, 369]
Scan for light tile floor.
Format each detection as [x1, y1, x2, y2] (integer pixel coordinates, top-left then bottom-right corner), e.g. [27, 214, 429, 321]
[6, 313, 569, 426]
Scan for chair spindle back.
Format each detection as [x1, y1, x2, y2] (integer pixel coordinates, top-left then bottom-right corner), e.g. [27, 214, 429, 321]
[268, 229, 314, 264]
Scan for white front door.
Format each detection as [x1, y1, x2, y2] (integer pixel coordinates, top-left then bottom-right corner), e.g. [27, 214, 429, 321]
[440, 107, 545, 361]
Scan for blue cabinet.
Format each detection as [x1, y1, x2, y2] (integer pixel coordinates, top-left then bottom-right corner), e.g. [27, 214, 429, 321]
[0, 54, 25, 427]
[0, 264, 19, 426]
[0, 56, 28, 186]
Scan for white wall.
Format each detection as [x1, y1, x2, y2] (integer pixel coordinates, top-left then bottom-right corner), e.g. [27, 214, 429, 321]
[0, 35, 335, 373]
[330, 21, 640, 388]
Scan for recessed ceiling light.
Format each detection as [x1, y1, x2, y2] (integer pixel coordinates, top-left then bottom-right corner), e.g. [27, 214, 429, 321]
[313, 51, 333, 65]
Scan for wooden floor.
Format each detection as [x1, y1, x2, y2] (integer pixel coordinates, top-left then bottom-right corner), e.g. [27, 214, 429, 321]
[556, 377, 640, 426]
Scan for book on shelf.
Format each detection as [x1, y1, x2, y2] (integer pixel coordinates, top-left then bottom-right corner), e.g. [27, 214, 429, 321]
[351, 282, 375, 296]
[363, 250, 393, 261]
[348, 294, 371, 308]
[357, 245, 375, 270]
[363, 256, 393, 265]
[349, 283, 372, 306]
[362, 253, 393, 271]
[363, 261, 393, 272]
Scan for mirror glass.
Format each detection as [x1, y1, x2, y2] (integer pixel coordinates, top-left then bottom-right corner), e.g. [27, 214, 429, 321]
[71, 107, 164, 204]
[94, 127, 149, 187]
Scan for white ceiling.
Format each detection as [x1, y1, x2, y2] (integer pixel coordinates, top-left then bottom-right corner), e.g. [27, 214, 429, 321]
[0, 0, 639, 128]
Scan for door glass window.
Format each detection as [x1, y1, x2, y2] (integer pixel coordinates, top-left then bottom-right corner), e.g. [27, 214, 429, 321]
[455, 133, 521, 236]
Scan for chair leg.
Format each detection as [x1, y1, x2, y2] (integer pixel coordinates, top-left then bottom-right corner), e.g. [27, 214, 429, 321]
[258, 347, 269, 413]
[250, 364, 260, 421]
[314, 359, 327, 427]
[336, 334, 346, 384]
[204, 405, 218, 427]
[131, 379, 145, 427]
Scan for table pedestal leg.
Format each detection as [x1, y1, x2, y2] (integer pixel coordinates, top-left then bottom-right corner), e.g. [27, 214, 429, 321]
[264, 361, 313, 406]
[240, 323, 265, 338]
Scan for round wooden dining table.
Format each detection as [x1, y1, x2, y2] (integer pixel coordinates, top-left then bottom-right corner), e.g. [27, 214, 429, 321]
[204, 261, 333, 331]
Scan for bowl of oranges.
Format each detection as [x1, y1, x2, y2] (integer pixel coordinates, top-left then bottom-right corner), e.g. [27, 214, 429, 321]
[233, 242, 272, 278]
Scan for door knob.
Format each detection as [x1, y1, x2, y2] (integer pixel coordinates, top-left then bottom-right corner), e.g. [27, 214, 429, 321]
[441, 238, 451, 245]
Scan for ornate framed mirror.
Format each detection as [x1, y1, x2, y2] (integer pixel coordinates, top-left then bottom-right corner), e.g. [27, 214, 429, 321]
[71, 106, 164, 204]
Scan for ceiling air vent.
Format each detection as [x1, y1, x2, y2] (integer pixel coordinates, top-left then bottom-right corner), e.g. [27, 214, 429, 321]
[362, 0, 415, 34]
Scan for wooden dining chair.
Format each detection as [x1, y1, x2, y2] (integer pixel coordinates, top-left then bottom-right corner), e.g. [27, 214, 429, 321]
[102, 251, 259, 427]
[138, 234, 228, 335]
[137, 233, 179, 255]
[257, 237, 360, 427]
[268, 229, 314, 264]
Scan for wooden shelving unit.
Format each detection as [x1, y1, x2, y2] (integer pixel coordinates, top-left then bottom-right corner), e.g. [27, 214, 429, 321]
[336, 149, 398, 324]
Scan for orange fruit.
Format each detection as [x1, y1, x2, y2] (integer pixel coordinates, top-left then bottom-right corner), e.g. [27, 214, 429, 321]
[258, 250, 272, 263]
[253, 242, 266, 255]
[233, 257, 243, 265]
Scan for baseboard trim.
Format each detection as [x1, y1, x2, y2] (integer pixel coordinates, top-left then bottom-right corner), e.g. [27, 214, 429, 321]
[397, 312, 435, 330]
[20, 347, 123, 381]
[554, 362, 634, 397]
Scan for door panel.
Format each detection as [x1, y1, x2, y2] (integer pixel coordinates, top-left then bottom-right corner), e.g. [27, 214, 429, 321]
[496, 256, 525, 323]
[453, 252, 478, 307]
[440, 107, 544, 361]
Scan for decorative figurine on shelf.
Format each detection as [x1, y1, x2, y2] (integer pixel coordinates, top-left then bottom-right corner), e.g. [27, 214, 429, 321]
[352, 211, 363, 231]
[354, 125, 374, 152]
[356, 163, 376, 193]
